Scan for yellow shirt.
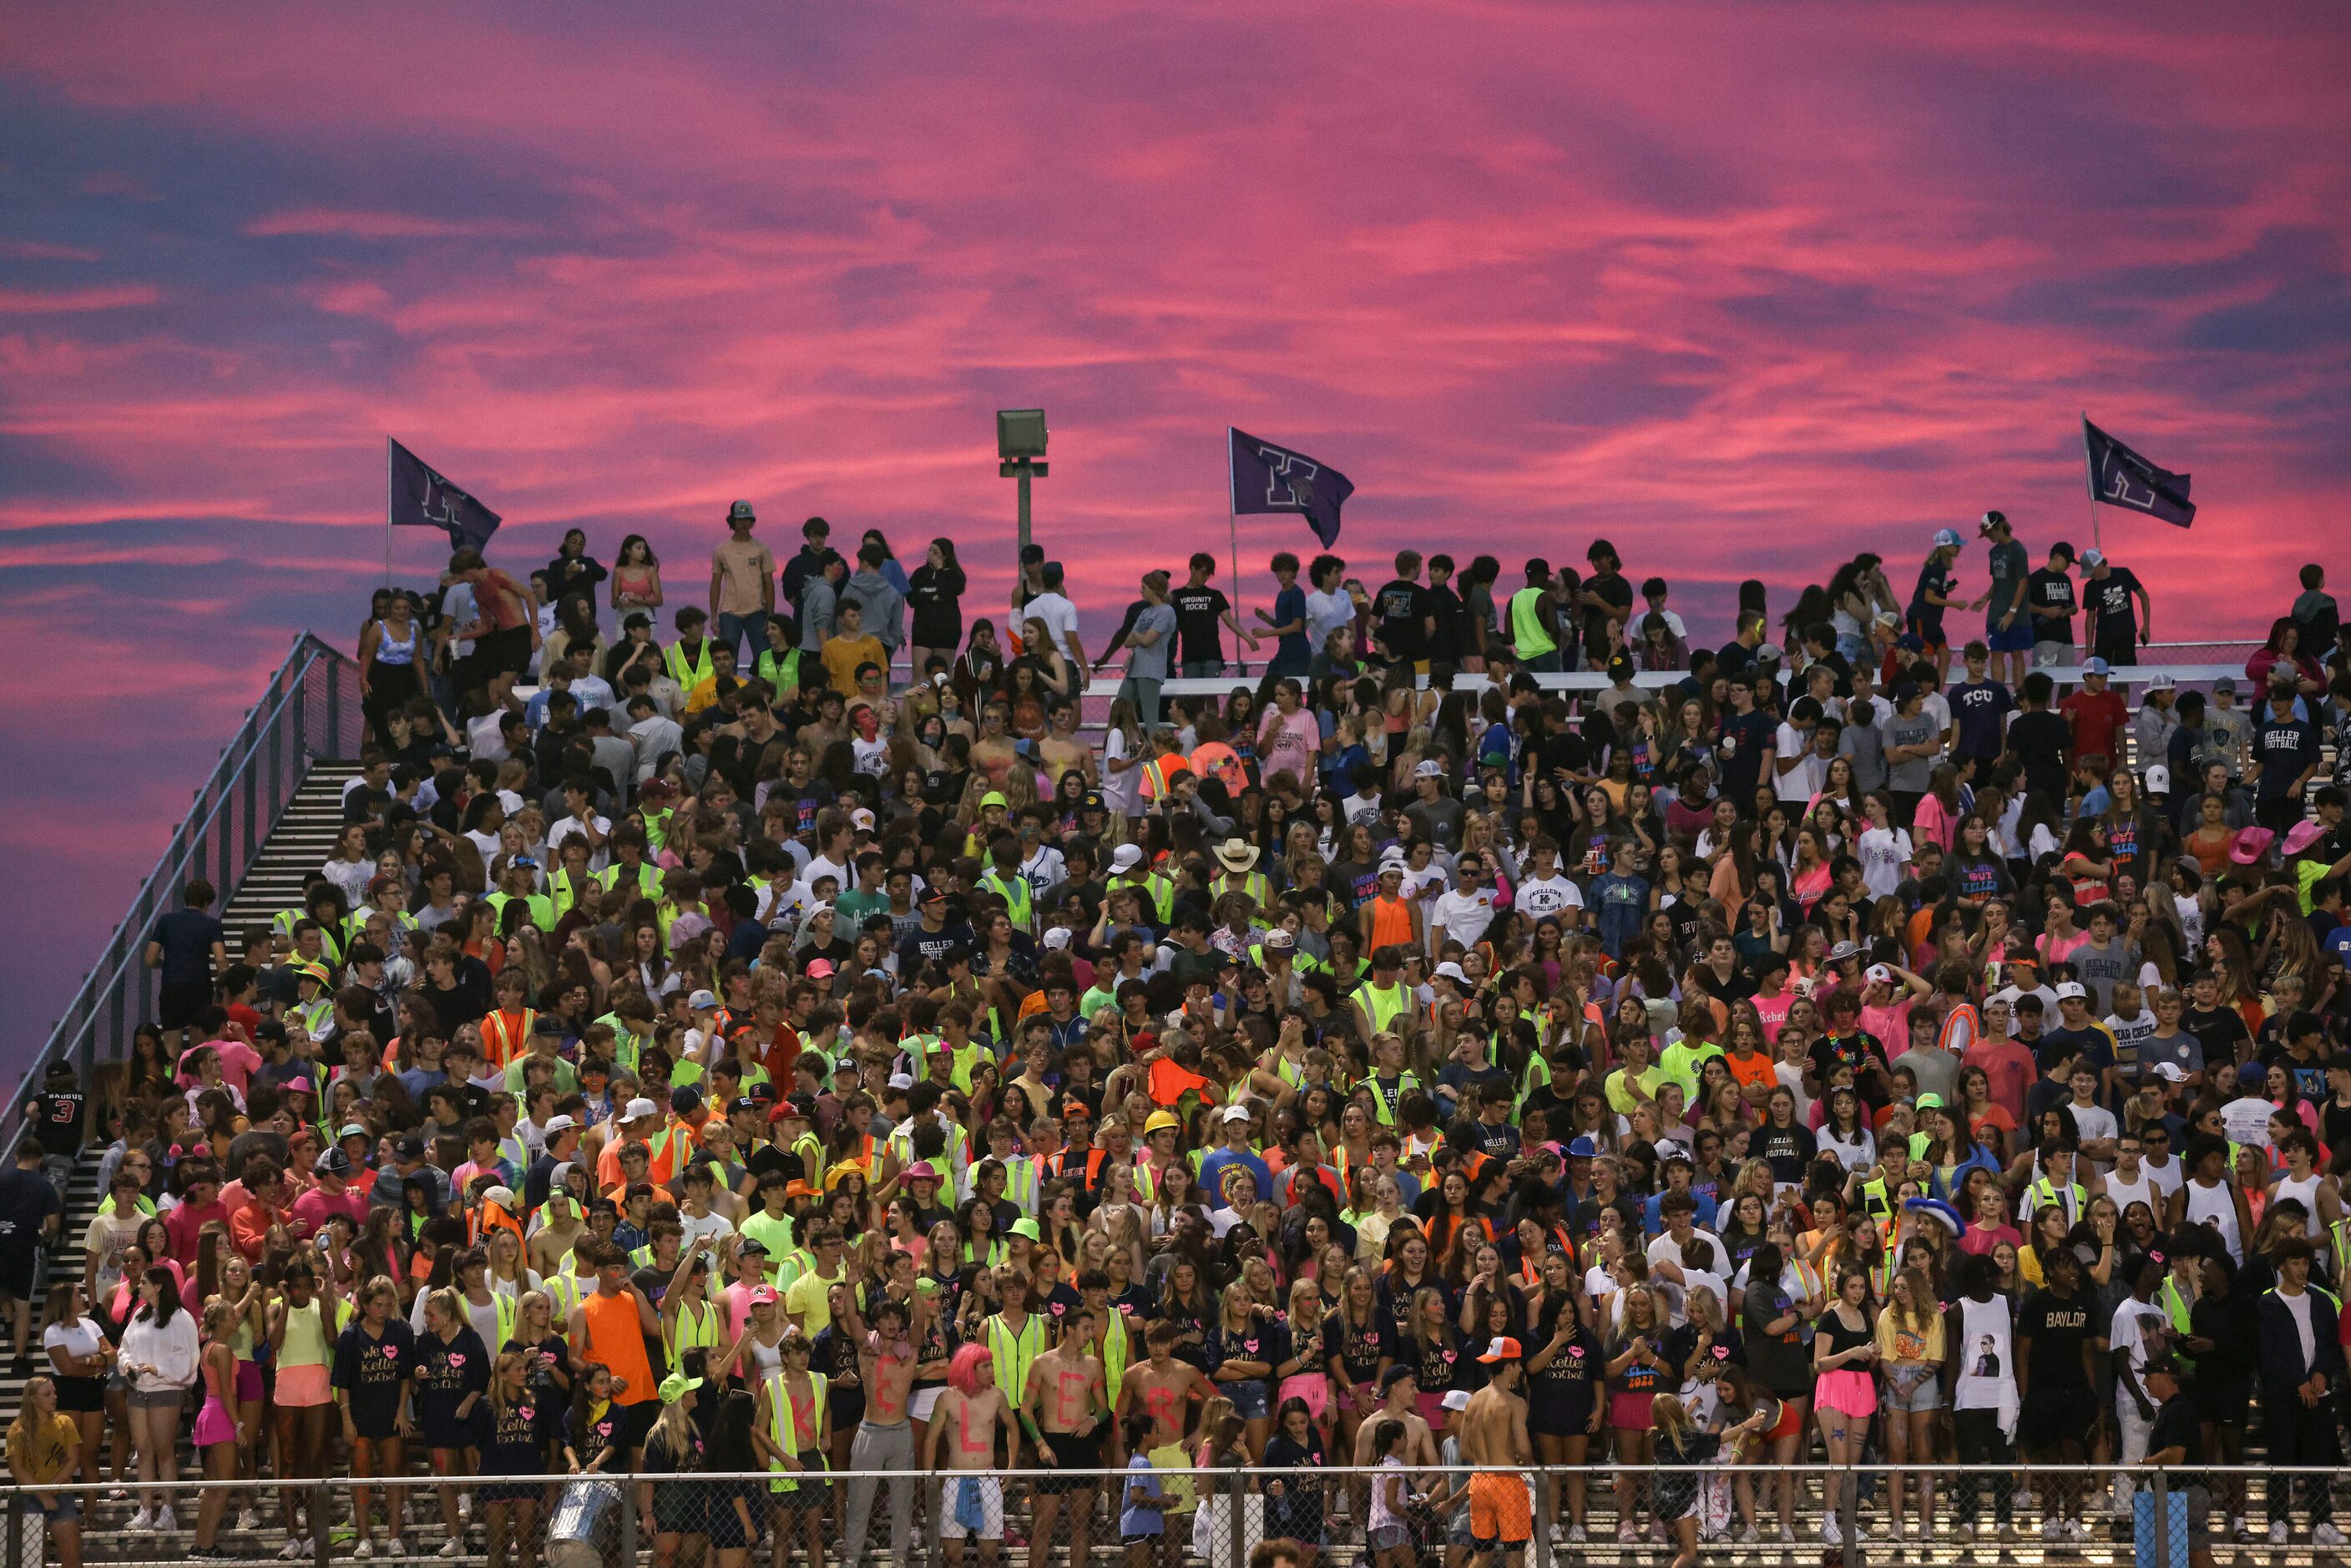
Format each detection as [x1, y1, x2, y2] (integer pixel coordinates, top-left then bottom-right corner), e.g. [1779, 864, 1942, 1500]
[822, 634, 886, 696]
[8, 1413, 77, 1487]
[784, 1267, 844, 1336]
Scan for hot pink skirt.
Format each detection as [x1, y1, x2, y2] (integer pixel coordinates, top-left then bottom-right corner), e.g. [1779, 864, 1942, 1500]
[195, 1393, 236, 1448]
[1277, 1373, 1328, 1421]
[1813, 1368, 1877, 1420]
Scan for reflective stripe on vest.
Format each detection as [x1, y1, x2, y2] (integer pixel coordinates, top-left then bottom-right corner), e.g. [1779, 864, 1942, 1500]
[765, 1370, 827, 1492]
[666, 640, 715, 691]
[985, 1313, 1046, 1407]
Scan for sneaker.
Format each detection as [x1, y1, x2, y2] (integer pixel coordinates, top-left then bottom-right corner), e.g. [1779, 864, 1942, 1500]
[1957, 1520, 1977, 1541]
[439, 1542, 467, 1560]
[156, 1506, 179, 1534]
[2268, 1521, 2289, 1546]
[355, 1543, 376, 1561]
[1737, 1524, 1761, 1544]
[1823, 1515, 1842, 1547]
[129, 1508, 156, 1531]
[2231, 1517, 2252, 1541]
[457, 1495, 472, 1521]
[1888, 1519, 1908, 1540]
[1565, 1525, 1586, 1544]
[2041, 1517, 2062, 1542]
[279, 1541, 310, 1561]
[2315, 1523, 2348, 1548]
[1616, 1523, 1636, 1544]
[1997, 1521, 2017, 1542]
[1778, 1525, 1797, 1544]
[386, 1539, 407, 1559]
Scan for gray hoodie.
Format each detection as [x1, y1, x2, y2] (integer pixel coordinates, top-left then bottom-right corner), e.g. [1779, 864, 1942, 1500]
[840, 567, 906, 652]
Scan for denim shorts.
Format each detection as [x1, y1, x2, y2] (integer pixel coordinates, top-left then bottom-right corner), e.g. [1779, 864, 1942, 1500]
[1224, 1378, 1272, 1420]
[1882, 1372, 1942, 1414]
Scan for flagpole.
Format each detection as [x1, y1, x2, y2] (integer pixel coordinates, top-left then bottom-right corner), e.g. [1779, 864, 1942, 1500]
[1227, 428, 1246, 672]
[2081, 413, 2101, 555]
[386, 437, 396, 589]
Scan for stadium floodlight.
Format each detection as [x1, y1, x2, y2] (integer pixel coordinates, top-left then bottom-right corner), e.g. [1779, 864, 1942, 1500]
[996, 408, 1049, 562]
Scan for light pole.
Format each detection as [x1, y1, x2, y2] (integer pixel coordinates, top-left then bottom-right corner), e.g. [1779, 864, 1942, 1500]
[997, 408, 1048, 563]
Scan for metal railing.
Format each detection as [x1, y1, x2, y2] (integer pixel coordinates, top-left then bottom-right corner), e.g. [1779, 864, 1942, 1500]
[9, 1462, 2339, 1567]
[8, 632, 363, 1153]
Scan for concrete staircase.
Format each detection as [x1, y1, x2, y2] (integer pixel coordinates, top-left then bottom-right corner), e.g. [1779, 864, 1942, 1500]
[220, 761, 366, 936]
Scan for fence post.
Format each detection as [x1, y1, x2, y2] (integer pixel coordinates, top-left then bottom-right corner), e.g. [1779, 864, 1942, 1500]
[1840, 1469, 1861, 1568]
[1529, 1469, 1554, 1568]
[616, 1475, 637, 1567]
[1226, 1465, 1245, 1568]
[8, 1488, 24, 1568]
[2149, 1468, 2169, 1568]
[311, 1480, 333, 1568]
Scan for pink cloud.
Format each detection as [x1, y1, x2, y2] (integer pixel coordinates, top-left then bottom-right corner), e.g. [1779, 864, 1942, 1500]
[244, 207, 537, 240]
[0, 283, 159, 313]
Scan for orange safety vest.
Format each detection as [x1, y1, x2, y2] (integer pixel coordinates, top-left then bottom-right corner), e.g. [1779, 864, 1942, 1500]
[578, 1288, 656, 1406]
[480, 1008, 534, 1071]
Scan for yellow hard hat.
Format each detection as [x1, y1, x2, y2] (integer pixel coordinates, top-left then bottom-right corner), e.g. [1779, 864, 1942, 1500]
[1144, 1110, 1182, 1136]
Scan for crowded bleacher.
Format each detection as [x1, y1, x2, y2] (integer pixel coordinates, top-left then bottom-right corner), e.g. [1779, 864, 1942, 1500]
[11, 503, 2351, 1568]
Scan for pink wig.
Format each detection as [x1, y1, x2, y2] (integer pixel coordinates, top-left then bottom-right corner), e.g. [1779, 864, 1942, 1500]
[947, 1341, 993, 1395]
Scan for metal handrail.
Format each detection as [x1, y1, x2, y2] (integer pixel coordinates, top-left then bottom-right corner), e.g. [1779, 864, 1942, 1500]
[8, 631, 362, 1149]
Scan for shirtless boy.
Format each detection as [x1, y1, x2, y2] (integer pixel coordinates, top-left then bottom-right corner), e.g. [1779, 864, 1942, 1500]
[926, 1342, 1019, 1568]
[1456, 1339, 1533, 1568]
[1022, 1308, 1108, 1568]
[841, 1297, 920, 1568]
[1116, 1318, 1217, 1511]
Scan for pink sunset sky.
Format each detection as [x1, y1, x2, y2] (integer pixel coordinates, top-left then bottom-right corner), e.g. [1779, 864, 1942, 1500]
[3, 2, 2348, 1064]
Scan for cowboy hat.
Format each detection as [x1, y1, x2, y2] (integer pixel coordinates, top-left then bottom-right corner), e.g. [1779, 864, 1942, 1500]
[1212, 837, 1261, 874]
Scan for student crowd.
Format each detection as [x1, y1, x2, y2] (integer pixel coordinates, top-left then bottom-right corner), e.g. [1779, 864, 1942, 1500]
[13, 503, 2351, 1568]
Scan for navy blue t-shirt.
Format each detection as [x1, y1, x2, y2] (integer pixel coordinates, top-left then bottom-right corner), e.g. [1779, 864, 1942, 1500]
[2254, 715, 2319, 801]
[1909, 562, 1956, 641]
[1273, 584, 1310, 665]
[1949, 678, 2013, 761]
[152, 909, 225, 984]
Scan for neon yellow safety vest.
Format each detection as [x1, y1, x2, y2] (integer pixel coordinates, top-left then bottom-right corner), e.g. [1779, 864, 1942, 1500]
[666, 639, 716, 692]
[2025, 1177, 2086, 1227]
[1509, 587, 1556, 659]
[549, 868, 591, 919]
[475, 1289, 518, 1351]
[669, 1296, 724, 1361]
[1110, 872, 1176, 925]
[546, 1271, 593, 1325]
[756, 648, 804, 695]
[1352, 980, 1408, 1035]
[1095, 1312, 1129, 1399]
[1363, 1071, 1421, 1126]
[598, 862, 661, 900]
[978, 869, 1034, 933]
[1000, 1155, 1039, 1215]
[985, 1312, 1047, 1407]
[293, 996, 334, 1039]
[765, 1369, 826, 1490]
[1214, 872, 1271, 911]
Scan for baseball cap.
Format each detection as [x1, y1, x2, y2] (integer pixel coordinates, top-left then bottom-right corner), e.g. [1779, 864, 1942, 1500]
[1110, 844, 1144, 874]
[2151, 1062, 2189, 1084]
[542, 1115, 579, 1137]
[669, 1085, 702, 1114]
[749, 1285, 779, 1307]
[887, 1072, 915, 1090]
[1432, 961, 1468, 983]
[1079, 791, 1105, 812]
[2083, 655, 2111, 677]
[337, 1123, 372, 1143]
[623, 1097, 661, 1122]
[2213, 675, 2237, 695]
[1439, 1389, 1474, 1412]
[658, 1372, 705, 1403]
[728, 500, 756, 523]
[2143, 765, 2171, 793]
[687, 989, 719, 1011]
[1931, 527, 1962, 549]
[1977, 510, 2006, 535]
[1475, 1337, 1522, 1363]
[1413, 759, 1446, 780]
[532, 1015, 567, 1036]
[394, 1135, 427, 1160]
[2055, 981, 2088, 1001]
[1261, 928, 1294, 951]
[806, 959, 836, 979]
[1221, 1105, 1255, 1123]
[1863, 964, 1894, 985]
[728, 1096, 760, 1116]
[314, 1148, 351, 1176]
[2080, 548, 2106, 567]
[1379, 1365, 1418, 1393]
[736, 1236, 769, 1256]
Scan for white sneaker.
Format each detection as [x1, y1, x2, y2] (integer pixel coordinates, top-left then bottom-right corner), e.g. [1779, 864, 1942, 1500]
[1737, 1524, 1760, 1544]
[1823, 1515, 1843, 1547]
[2041, 1516, 2062, 1542]
[2268, 1521, 2289, 1546]
[386, 1539, 407, 1559]
[438, 1542, 466, 1560]
[129, 1508, 155, 1531]
[1888, 1519, 1908, 1540]
[355, 1543, 376, 1561]
[155, 1506, 178, 1534]
[2066, 1518, 2090, 1540]
[279, 1541, 309, 1561]
[1565, 1525, 1586, 1544]
[239, 1510, 263, 1534]
[2231, 1517, 2252, 1541]
[1957, 1520, 1977, 1541]
[2315, 1523, 2348, 1548]
[1778, 1525, 1797, 1544]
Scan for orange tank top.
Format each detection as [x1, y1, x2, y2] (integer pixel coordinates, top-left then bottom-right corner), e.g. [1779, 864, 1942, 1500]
[579, 1289, 656, 1404]
[1369, 895, 1414, 951]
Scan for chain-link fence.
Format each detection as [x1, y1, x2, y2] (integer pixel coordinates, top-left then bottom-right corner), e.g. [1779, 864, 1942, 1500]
[8, 1463, 2343, 1568]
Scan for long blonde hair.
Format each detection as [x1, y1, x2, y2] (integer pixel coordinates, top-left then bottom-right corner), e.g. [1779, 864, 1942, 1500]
[1651, 1390, 1693, 1449]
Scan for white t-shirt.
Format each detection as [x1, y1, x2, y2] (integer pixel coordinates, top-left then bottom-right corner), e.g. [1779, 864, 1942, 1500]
[2278, 1289, 2318, 1370]
[1428, 888, 1497, 949]
[1772, 724, 1824, 802]
[1305, 589, 1356, 651]
[1857, 827, 1912, 898]
[43, 1315, 106, 1369]
[1022, 591, 1082, 659]
[1515, 873, 1585, 923]
[2107, 1294, 2166, 1378]
[1101, 728, 1142, 814]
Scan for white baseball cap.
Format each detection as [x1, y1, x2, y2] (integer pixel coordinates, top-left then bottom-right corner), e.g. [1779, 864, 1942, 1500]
[623, 1097, 661, 1122]
[1863, 964, 1894, 985]
[1110, 844, 1145, 874]
[1413, 760, 1446, 780]
[686, 989, 719, 1010]
[541, 1115, 579, 1137]
[1432, 961, 1468, 983]
[2055, 981, 2088, 1001]
[1221, 1105, 1255, 1124]
[2143, 765, 2171, 793]
[1439, 1389, 1474, 1412]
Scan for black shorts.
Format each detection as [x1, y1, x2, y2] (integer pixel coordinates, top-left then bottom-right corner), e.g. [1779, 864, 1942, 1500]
[2018, 1387, 2094, 1452]
[1039, 1430, 1105, 1494]
[477, 1481, 545, 1505]
[159, 979, 214, 1030]
[53, 1373, 105, 1414]
[0, 1250, 42, 1302]
[775, 1453, 827, 1509]
[614, 1400, 659, 1450]
[1528, 1386, 1595, 1439]
[474, 625, 533, 679]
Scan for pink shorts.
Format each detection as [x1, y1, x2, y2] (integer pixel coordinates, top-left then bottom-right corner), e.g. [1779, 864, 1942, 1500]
[1813, 1368, 1877, 1422]
[1416, 1390, 1449, 1431]
[1276, 1373, 1328, 1421]
[276, 1363, 331, 1409]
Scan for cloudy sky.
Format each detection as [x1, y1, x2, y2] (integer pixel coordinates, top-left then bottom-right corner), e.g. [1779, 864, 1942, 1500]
[3, 2, 2348, 1065]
